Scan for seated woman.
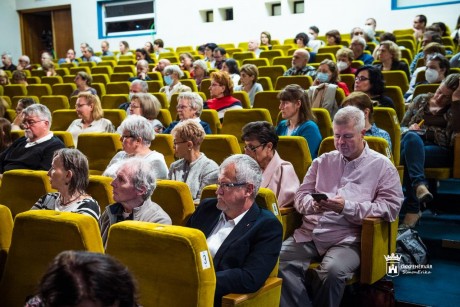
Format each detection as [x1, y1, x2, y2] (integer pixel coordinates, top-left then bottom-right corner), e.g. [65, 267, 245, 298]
[325, 29, 342, 46]
[192, 59, 209, 91]
[294, 32, 309, 49]
[11, 97, 37, 130]
[169, 119, 219, 204]
[42, 60, 57, 77]
[11, 70, 28, 86]
[117, 40, 133, 59]
[400, 73, 460, 228]
[374, 40, 410, 81]
[276, 84, 322, 159]
[126, 92, 163, 133]
[0, 118, 12, 153]
[341, 91, 392, 149]
[159, 65, 192, 102]
[336, 48, 356, 75]
[242, 121, 299, 207]
[31, 148, 100, 220]
[70, 72, 97, 98]
[234, 64, 263, 107]
[135, 48, 154, 63]
[222, 58, 240, 86]
[0, 69, 10, 86]
[260, 31, 273, 50]
[104, 115, 168, 180]
[354, 65, 395, 109]
[204, 71, 242, 121]
[163, 92, 211, 134]
[179, 52, 195, 78]
[67, 93, 115, 146]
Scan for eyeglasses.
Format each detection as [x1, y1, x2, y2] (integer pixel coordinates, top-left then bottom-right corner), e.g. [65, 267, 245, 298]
[216, 182, 247, 191]
[130, 104, 141, 109]
[355, 76, 370, 82]
[244, 143, 266, 152]
[354, 32, 363, 35]
[121, 134, 135, 140]
[173, 140, 188, 146]
[75, 103, 89, 108]
[22, 119, 46, 127]
[176, 104, 190, 110]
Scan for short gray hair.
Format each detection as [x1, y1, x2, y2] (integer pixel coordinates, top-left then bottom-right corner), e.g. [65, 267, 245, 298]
[164, 65, 184, 78]
[118, 157, 157, 200]
[352, 36, 367, 48]
[119, 115, 155, 146]
[193, 59, 208, 72]
[137, 59, 149, 69]
[23, 104, 52, 125]
[220, 154, 262, 199]
[19, 55, 30, 64]
[131, 79, 149, 93]
[53, 148, 89, 196]
[295, 49, 310, 63]
[333, 106, 365, 133]
[1, 52, 12, 61]
[178, 92, 203, 116]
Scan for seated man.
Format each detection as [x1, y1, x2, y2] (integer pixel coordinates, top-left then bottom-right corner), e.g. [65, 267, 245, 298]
[350, 36, 374, 65]
[118, 79, 149, 112]
[99, 158, 172, 246]
[82, 46, 102, 64]
[187, 154, 283, 306]
[283, 49, 317, 78]
[129, 59, 151, 82]
[0, 104, 65, 175]
[279, 106, 403, 307]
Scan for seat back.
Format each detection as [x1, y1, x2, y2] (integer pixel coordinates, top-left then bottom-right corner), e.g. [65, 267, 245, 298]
[374, 107, 401, 165]
[87, 175, 114, 213]
[113, 65, 136, 74]
[92, 73, 111, 85]
[339, 73, 355, 94]
[106, 81, 130, 94]
[275, 75, 313, 90]
[382, 71, 409, 93]
[157, 109, 172, 128]
[92, 82, 106, 97]
[0, 205, 13, 281]
[41, 76, 63, 86]
[259, 50, 284, 65]
[53, 131, 75, 148]
[384, 86, 406, 122]
[412, 83, 439, 98]
[312, 108, 333, 139]
[152, 180, 195, 226]
[200, 79, 212, 100]
[106, 222, 216, 307]
[277, 136, 312, 182]
[153, 92, 170, 109]
[259, 65, 286, 86]
[200, 109, 221, 134]
[40, 95, 70, 113]
[77, 133, 122, 175]
[150, 134, 175, 167]
[147, 80, 164, 93]
[258, 76, 274, 91]
[253, 91, 281, 126]
[0, 210, 104, 307]
[201, 134, 242, 165]
[52, 83, 77, 97]
[51, 109, 78, 131]
[242, 58, 270, 68]
[91, 66, 113, 76]
[11, 95, 40, 109]
[4, 84, 27, 98]
[232, 91, 252, 109]
[103, 109, 127, 129]
[101, 94, 129, 109]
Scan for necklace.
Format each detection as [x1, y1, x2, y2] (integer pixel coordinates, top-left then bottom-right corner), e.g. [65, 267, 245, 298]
[59, 192, 83, 207]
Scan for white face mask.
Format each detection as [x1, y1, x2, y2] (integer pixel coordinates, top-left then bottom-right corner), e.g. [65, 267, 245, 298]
[337, 61, 349, 71]
[425, 68, 439, 83]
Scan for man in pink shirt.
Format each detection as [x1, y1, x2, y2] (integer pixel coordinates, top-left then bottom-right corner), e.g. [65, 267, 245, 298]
[279, 106, 403, 307]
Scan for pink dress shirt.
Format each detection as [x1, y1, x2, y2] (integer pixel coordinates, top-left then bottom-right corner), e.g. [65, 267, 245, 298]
[293, 143, 403, 255]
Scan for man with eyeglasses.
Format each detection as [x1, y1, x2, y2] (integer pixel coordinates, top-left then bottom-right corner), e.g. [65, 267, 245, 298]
[349, 36, 374, 65]
[212, 47, 227, 70]
[0, 104, 65, 177]
[187, 154, 283, 306]
[279, 106, 403, 307]
[283, 49, 317, 78]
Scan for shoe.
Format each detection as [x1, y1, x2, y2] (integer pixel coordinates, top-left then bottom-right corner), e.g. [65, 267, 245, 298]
[416, 184, 433, 203]
[402, 211, 422, 228]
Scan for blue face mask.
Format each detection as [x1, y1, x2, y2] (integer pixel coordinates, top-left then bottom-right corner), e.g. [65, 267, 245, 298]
[164, 75, 173, 85]
[316, 72, 330, 83]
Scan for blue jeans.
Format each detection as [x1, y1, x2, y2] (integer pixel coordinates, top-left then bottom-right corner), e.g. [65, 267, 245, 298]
[400, 131, 453, 213]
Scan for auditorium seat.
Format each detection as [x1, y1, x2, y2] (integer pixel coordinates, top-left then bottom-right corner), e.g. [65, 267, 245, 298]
[180, 79, 198, 92]
[0, 205, 13, 281]
[26, 84, 52, 99]
[312, 108, 333, 138]
[385, 86, 406, 122]
[53, 131, 75, 148]
[77, 133, 122, 175]
[110, 73, 134, 83]
[92, 73, 110, 85]
[200, 109, 221, 134]
[91, 66, 113, 76]
[50, 109, 78, 131]
[259, 50, 284, 65]
[40, 95, 70, 113]
[4, 84, 27, 99]
[150, 134, 175, 167]
[382, 71, 409, 93]
[374, 107, 401, 166]
[412, 83, 439, 98]
[339, 73, 356, 93]
[41, 75, 63, 86]
[275, 75, 313, 90]
[113, 65, 136, 74]
[101, 94, 129, 109]
[200, 134, 241, 165]
[92, 82, 106, 97]
[232, 51, 256, 63]
[314, 53, 336, 63]
[87, 175, 114, 213]
[242, 58, 270, 68]
[253, 91, 281, 125]
[146, 80, 164, 93]
[152, 180, 195, 225]
[11, 95, 40, 109]
[103, 109, 126, 129]
[272, 56, 293, 69]
[277, 136, 312, 182]
[52, 83, 77, 97]
[70, 66, 91, 75]
[232, 91, 252, 109]
[106, 81, 131, 95]
[258, 76, 274, 91]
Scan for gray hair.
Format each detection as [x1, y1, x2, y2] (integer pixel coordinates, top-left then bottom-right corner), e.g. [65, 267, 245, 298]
[1, 52, 12, 61]
[295, 49, 310, 63]
[164, 65, 184, 78]
[177, 92, 203, 116]
[19, 55, 30, 64]
[53, 148, 89, 196]
[131, 79, 149, 93]
[119, 115, 155, 146]
[220, 154, 262, 199]
[118, 157, 157, 200]
[23, 104, 52, 125]
[86, 47, 94, 55]
[333, 106, 365, 133]
[193, 59, 208, 72]
[352, 36, 367, 48]
[137, 59, 149, 69]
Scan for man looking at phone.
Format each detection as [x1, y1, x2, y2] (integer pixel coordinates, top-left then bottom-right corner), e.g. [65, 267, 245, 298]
[278, 106, 403, 307]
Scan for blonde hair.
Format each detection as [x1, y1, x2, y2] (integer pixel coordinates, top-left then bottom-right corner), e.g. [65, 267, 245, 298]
[171, 119, 205, 147]
[77, 93, 104, 120]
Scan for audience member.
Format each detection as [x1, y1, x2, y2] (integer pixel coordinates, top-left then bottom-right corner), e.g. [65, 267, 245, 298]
[451, 15, 460, 46]
[0, 118, 12, 153]
[67, 93, 115, 146]
[354, 65, 395, 108]
[169, 119, 218, 203]
[192, 59, 209, 90]
[179, 52, 195, 77]
[294, 32, 310, 49]
[363, 25, 379, 46]
[17, 55, 33, 71]
[212, 47, 227, 70]
[0, 98, 8, 118]
[279, 105, 403, 307]
[79, 42, 89, 59]
[152, 58, 171, 75]
[71, 72, 97, 98]
[104, 115, 168, 179]
[451, 52, 460, 68]
[135, 48, 154, 64]
[58, 49, 79, 65]
[126, 93, 163, 133]
[11, 70, 28, 86]
[222, 58, 240, 86]
[153, 38, 168, 56]
[260, 31, 272, 50]
[159, 65, 192, 102]
[31, 148, 100, 220]
[399, 74, 460, 227]
[0, 69, 10, 85]
[350, 26, 365, 40]
[144, 41, 155, 54]
[374, 40, 410, 80]
[325, 29, 342, 46]
[163, 92, 211, 134]
[117, 41, 133, 59]
[0, 104, 65, 175]
[11, 97, 37, 130]
[276, 84, 322, 159]
[307, 26, 324, 53]
[42, 60, 57, 77]
[409, 31, 444, 74]
[119, 79, 149, 112]
[247, 38, 262, 57]
[203, 71, 242, 120]
[1, 52, 17, 72]
[186, 154, 283, 306]
[350, 36, 374, 65]
[342, 91, 392, 149]
[197, 44, 206, 56]
[101, 40, 114, 56]
[242, 121, 299, 207]
[204, 43, 218, 64]
[81, 46, 102, 64]
[365, 17, 377, 31]
[234, 64, 263, 106]
[39, 51, 53, 68]
[283, 49, 317, 78]
[100, 157, 172, 245]
[25, 250, 139, 307]
[413, 14, 428, 42]
[129, 59, 151, 82]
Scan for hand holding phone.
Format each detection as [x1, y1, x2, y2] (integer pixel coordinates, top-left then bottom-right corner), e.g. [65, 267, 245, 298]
[311, 193, 328, 202]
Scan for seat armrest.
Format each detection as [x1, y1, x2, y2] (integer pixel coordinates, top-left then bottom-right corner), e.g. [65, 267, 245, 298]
[221, 277, 282, 306]
[280, 206, 302, 240]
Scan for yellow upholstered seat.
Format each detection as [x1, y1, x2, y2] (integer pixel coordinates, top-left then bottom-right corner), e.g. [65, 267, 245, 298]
[99, 59, 117, 66]
[150, 134, 175, 167]
[52, 83, 77, 97]
[253, 91, 281, 125]
[153, 92, 169, 109]
[113, 65, 136, 74]
[157, 109, 172, 128]
[259, 50, 284, 65]
[147, 80, 164, 93]
[40, 95, 70, 112]
[91, 66, 113, 76]
[11, 95, 40, 109]
[180, 79, 199, 92]
[51, 109, 78, 131]
[272, 56, 293, 69]
[152, 180, 195, 225]
[87, 175, 114, 213]
[106, 222, 216, 307]
[242, 58, 270, 68]
[31, 69, 46, 78]
[339, 74, 355, 94]
[275, 75, 313, 90]
[4, 84, 27, 98]
[200, 78, 212, 100]
[53, 131, 75, 148]
[0, 205, 13, 281]
[374, 107, 401, 166]
[0, 210, 104, 307]
[103, 109, 126, 129]
[106, 81, 131, 94]
[382, 71, 409, 93]
[412, 83, 439, 98]
[110, 72, 134, 82]
[384, 86, 406, 122]
[277, 136, 312, 182]
[92, 73, 111, 85]
[259, 65, 286, 86]
[79, 61, 96, 68]
[41, 75, 63, 86]
[201, 134, 242, 165]
[233, 51, 256, 63]
[232, 91, 252, 109]
[77, 133, 122, 175]
[314, 53, 336, 63]
[312, 108, 333, 139]
[201, 109, 221, 134]
[258, 76, 274, 91]
[101, 94, 129, 109]
[70, 66, 91, 75]
[92, 82, 106, 97]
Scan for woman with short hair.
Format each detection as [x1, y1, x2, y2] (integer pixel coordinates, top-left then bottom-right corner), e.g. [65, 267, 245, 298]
[374, 40, 410, 80]
[222, 58, 240, 86]
[354, 65, 395, 109]
[234, 64, 263, 106]
[159, 65, 192, 102]
[127, 93, 163, 133]
[193, 59, 209, 90]
[71, 71, 97, 98]
[204, 71, 242, 121]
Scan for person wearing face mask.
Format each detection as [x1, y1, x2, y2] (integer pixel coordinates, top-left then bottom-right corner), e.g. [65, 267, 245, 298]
[336, 48, 357, 75]
[308, 59, 350, 118]
[159, 65, 192, 102]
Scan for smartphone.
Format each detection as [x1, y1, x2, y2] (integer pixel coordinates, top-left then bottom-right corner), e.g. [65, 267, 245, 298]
[311, 193, 328, 202]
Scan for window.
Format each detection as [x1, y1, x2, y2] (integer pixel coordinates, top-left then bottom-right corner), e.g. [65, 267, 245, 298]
[266, 2, 281, 16]
[218, 7, 233, 21]
[97, 0, 156, 38]
[200, 9, 214, 23]
[288, 0, 304, 14]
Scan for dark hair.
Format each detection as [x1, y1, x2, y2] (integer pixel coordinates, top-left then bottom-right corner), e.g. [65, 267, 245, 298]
[241, 121, 278, 151]
[145, 42, 154, 53]
[120, 41, 130, 50]
[432, 22, 447, 36]
[277, 84, 316, 125]
[153, 39, 164, 47]
[417, 14, 427, 26]
[36, 250, 138, 307]
[309, 26, 320, 35]
[0, 118, 12, 152]
[356, 65, 385, 96]
[224, 59, 240, 75]
[427, 53, 450, 76]
[197, 44, 206, 53]
[325, 30, 342, 44]
[18, 97, 37, 109]
[135, 48, 153, 63]
[424, 31, 442, 44]
[341, 92, 375, 123]
[379, 32, 396, 43]
[205, 43, 218, 51]
[214, 47, 227, 56]
[294, 32, 309, 46]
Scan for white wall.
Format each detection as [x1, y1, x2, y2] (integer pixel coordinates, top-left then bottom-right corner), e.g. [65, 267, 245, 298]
[1, 0, 459, 62]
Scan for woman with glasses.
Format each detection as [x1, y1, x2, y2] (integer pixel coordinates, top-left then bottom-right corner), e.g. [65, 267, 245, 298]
[169, 119, 218, 204]
[192, 59, 209, 91]
[70, 71, 97, 99]
[67, 92, 115, 146]
[242, 121, 299, 207]
[234, 64, 263, 107]
[374, 40, 410, 80]
[125, 93, 163, 133]
[163, 92, 211, 134]
[354, 65, 394, 109]
[204, 71, 242, 121]
[276, 84, 322, 159]
[159, 65, 192, 102]
[103, 115, 167, 179]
